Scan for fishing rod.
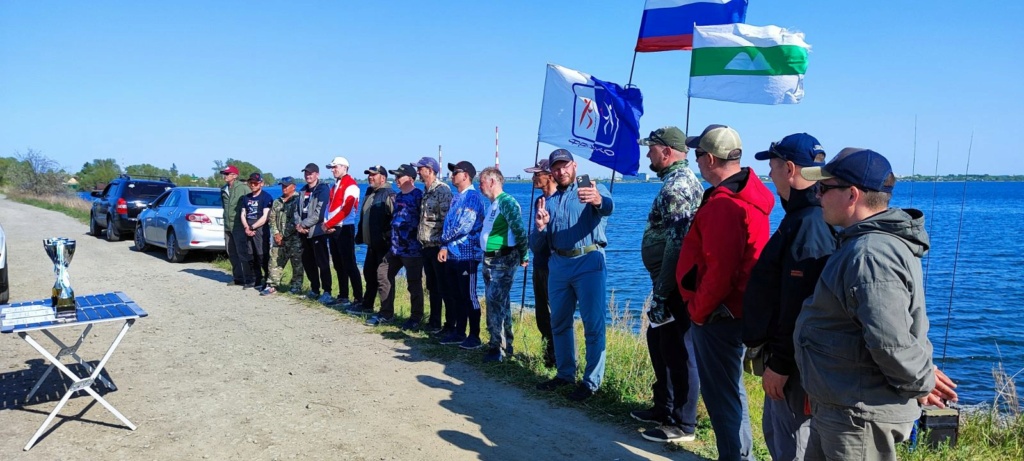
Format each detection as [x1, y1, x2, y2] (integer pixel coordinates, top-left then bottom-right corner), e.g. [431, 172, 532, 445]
[909, 115, 918, 207]
[924, 142, 940, 285]
[940, 132, 972, 368]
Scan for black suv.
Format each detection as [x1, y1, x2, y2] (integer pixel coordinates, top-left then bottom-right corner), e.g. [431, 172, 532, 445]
[89, 175, 175, 241]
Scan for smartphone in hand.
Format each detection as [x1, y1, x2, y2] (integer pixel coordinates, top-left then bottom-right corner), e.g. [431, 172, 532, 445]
[576, 174, 592, 188]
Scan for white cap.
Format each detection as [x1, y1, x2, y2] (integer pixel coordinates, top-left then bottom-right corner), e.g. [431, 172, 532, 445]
[326, 156, 349, 168]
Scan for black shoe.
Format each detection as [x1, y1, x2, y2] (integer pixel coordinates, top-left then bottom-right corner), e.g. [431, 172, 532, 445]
[630, 408, 664, 424]
[567, 383, 595, 402]
[400, 319, 421, 331]
[232, 280, 245, 286]
[432, 325, 454, 337]
[346, 304, 373, 316]
[483, 348, 503, 363]
[243, 282, 255, 289]
[536, 377, 573, 391]
[641, 425, 695, 443]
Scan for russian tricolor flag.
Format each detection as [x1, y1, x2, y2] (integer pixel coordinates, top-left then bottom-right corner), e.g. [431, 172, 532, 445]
[635, 0, 749, 52]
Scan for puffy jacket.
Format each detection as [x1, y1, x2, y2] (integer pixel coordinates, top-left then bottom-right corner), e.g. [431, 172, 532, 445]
[742, 184, 837, 376]
[794, 207, 935, 422]
[676, 167, 774, 324]
[355, 183, 395, 252]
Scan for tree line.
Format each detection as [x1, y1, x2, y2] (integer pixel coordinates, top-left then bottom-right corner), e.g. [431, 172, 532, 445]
[0, 149, 275, 196]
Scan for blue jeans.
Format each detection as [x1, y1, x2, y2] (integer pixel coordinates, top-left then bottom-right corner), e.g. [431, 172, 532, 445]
[483, 251, 519, 350]
[691, 318, 756, 461]
[548, 250, 606, 391]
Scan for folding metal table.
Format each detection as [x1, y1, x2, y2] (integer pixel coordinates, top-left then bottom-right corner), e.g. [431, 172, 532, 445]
[1, 291, 147, 450]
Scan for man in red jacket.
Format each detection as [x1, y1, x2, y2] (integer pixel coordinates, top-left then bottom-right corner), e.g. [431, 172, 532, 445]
[676, 125, 773, 461]
[322, 156, 363, 308]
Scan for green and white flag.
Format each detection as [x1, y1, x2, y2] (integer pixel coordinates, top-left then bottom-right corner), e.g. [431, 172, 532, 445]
[689, 24, 810, 105]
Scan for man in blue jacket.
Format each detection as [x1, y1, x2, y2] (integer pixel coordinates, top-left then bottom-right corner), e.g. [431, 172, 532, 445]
[743, 133, 837, 460]
[437, 161, 487, 350]
[532, 149, 613, 402]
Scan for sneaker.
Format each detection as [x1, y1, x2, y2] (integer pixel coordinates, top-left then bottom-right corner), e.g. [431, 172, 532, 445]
[346, 304, 374, 316]
[641, 425, 696, 443]
[317, 293, 335, 305]
[483, 348, 503, 363]
[306, 291, 319, 300]
[243, 282, 255, 289]
[400, 319, 421, 331]
[567, 383, 595, 402]
[289, 286, 303, 295]
[366, 315, 391, 326]
[439, 332, 467, 345]
[629, 408, 664, 424]
[536, 377, 574, 391]
[259, 286, 277, 296]
[231, 280, 244, 286]
[458, 336, 483, 350]
[330, 297, 351, 307]
[431, 325, 453, 337]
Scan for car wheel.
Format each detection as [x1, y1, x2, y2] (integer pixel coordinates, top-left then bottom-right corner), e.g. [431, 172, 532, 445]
[0, 265, 8, 305]
[166, 229, 187, 263]
[134, 225, 150, 252]
[89, 212, 100, 237]
[105, 215, 121, 242]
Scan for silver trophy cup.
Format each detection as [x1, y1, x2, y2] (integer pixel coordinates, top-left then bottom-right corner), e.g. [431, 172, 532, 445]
[44, 237, 77, 318]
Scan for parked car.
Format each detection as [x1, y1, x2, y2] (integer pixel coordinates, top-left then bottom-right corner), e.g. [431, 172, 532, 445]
[0, 223, 8, 304]
[90, 175, 175, 241]
[134, 187, 226, 263]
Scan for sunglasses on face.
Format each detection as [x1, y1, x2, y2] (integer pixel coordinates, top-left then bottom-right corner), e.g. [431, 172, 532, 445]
[817, 182, 853, 195]
[694, 149, 709, 159]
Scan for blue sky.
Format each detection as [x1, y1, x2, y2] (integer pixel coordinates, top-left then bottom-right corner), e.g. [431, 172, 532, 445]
[2, 1, 1021, 180]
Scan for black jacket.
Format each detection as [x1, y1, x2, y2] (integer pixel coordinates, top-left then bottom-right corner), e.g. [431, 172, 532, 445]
[355, 184, 395, 252]
[742, 184, 837, 375]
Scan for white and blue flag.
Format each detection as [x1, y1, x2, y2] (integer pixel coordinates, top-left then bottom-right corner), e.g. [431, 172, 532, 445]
[538, 64, 644, 176]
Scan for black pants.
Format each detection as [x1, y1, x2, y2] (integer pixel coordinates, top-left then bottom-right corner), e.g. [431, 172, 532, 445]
[232, 226, 255, 284]
[301, 234, 332, 295]
[225, 229, 243, 283]
[422, 246, 450, 328]
[360, 245, 387, 309]
[645, 288, 691, 429]
[245, 225, 270, 285]
[532, 265, 553, 357]
[443, 259, 480, 338]
[329, 225, 362, 302]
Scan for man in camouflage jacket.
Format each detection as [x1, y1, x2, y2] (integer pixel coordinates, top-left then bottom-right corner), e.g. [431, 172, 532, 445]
[266, 177, 304, 294]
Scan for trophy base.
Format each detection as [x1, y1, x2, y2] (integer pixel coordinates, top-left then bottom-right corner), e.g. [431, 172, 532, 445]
[52, 297, 78, 320]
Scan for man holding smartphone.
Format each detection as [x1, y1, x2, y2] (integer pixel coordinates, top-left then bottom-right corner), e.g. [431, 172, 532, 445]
[532, 149, 613, 402]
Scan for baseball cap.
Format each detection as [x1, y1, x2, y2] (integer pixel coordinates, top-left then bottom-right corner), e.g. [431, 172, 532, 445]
[687, 125, 742, 160]
[800, 148, 894, 193]
[755, 133, 826, 167]
[524, 159, 551, 174]
[548, 149, 574, 166]
[639, 126, 688, 152]
[278, 176, 296, 187]
[364, 165, 387, 177]
[220, 165, 239, 175]
[301, 163, 320, 174]
[326, 156, 349, 168]
[388, 164, 417, 179]
[447, 161, 477, 180]
[248, 172, 263, 183]
[414, 156, 440, 174]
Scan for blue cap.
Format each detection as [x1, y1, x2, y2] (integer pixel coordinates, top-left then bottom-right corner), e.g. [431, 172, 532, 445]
[800, 148, 894, 193]
[548, 149, 573, 166]
[414, 156, 440, 174]
[277, 176, 295, 187]
[755, 133, 826, 167]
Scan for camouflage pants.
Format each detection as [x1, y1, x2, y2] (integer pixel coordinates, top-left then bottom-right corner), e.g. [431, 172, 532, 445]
[483, 251, 520, 351]
[269, 236, 304, 290]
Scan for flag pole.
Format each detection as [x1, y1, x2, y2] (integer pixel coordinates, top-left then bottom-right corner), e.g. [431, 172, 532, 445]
[609, 50, 640, 194]
[520, 141, 541, 325]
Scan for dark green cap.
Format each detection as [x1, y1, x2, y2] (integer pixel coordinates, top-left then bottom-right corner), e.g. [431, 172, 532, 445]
[639, 126, 688, 152]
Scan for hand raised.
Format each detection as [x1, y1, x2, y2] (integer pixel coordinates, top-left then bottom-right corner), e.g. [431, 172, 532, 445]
[577, 184, 601, 206]
[534, 197, 549, 230]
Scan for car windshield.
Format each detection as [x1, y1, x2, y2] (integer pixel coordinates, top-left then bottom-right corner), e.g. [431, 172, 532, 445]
[188, 190, 223, 207]
[125, 182, 173, 200]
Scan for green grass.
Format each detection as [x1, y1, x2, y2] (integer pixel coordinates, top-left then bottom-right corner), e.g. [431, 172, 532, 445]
[14, 192, 1024, 460]
[5, 190, 92, 223]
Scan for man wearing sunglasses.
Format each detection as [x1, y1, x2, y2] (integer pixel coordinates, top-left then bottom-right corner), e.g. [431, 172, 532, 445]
[795, 149, 938, 460]
[743, 133, 838, 460]
[676, 124, 773, 461]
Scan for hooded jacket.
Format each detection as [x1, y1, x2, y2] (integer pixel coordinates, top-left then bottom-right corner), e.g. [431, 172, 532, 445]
[743, 184, 838, 376]
[794, 207, 935, 422]
[676, 167, 774, 324]
[296, 181, 330, 238]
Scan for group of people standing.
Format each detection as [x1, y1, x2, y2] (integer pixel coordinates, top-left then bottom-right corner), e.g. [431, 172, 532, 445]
[217, 123, 959, 460]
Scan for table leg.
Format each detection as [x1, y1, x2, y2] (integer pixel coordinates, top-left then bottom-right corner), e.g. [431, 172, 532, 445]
[27, 325, 116, 401]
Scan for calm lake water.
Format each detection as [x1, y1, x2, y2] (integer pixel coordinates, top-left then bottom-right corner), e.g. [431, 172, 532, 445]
[89, 179, 1022, 404]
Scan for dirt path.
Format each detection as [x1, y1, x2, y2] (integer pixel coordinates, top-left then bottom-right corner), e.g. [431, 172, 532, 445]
[0, 196, 700, 460]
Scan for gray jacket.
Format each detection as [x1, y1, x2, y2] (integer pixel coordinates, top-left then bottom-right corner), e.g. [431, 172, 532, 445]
[794, 207, 935, 422]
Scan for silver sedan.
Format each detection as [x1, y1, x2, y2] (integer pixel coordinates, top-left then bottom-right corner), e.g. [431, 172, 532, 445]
[134, 187, 226, 263]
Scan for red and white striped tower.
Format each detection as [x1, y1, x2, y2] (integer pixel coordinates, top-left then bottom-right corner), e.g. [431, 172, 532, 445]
[495, 126, 500, 170]
[438, 144, 444, 180]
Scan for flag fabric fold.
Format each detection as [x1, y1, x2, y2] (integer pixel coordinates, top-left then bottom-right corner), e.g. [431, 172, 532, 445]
[635, 0, 749, 52]
[538, 64, 644, 176]
[688, 23, 811, 105]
